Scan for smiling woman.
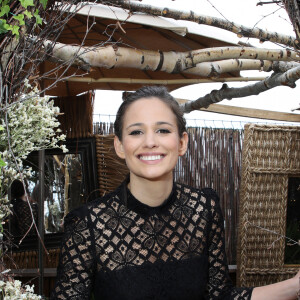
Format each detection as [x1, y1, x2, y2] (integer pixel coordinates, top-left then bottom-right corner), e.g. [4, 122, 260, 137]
[51, 86, 299, 300]
[114, 97, 188, 205]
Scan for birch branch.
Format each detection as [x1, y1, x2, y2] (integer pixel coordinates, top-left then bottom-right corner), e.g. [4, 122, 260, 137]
[1, 37, 19, 71]
[180, 65, 300, 113]
[44, 40, 300, 74]
[185, 59, 300, 77]
[102, 0, 297, 48]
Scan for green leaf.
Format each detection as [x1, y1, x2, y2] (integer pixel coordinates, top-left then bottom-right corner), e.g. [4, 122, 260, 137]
[0, 4, 10, 17]
[19, 0, 34, 9]
[1, 0, 10, 5]
[34, 9, 42, 25]
[0, 0, 10, 9]
[39, 0, 48, 9]
[11, 24, 20, 36]
[3, 22, 12, 31]
[13, 13, 25, 25]
[24, 10, 33, 19]
[0, 19, 8, 34]
[0, 158, 6, 167]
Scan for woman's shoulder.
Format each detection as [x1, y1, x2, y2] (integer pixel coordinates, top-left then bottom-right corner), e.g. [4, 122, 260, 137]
[175, 182, 218, 197]
[174, 182, 220, 206]
[64, 185, 123, 224]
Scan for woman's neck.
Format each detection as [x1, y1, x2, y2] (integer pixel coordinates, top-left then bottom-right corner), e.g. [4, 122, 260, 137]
[20, 194, 27, 201]
[128, 174, 173, 207]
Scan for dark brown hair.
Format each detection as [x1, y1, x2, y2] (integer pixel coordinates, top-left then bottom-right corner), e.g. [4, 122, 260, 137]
[11, 179, 26, 199]
[114, 86, 186, 140]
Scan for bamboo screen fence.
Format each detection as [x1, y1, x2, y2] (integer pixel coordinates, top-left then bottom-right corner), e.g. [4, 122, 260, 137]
[54, 91, 95, 139]
[94, 122, 244, 265]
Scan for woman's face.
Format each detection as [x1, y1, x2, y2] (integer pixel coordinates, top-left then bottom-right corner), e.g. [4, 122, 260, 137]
[114, 97, 188, 183]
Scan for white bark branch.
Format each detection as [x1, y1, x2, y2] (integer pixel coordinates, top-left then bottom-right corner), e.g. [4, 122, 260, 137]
[103, 0, 297, 48]
[180, 65, 300, 113]
[44, 40, 300, 74]
[185, 59, 300, 77]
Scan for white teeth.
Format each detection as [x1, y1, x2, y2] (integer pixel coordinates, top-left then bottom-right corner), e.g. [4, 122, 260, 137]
[139, 155, 162, 161]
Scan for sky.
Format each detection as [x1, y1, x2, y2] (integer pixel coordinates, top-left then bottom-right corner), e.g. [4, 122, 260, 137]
[93, 0, 300, 128]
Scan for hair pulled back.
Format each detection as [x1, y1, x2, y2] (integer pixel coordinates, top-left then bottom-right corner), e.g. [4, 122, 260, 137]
[10, 179, 25, 199]
[114, 86, 186, 140]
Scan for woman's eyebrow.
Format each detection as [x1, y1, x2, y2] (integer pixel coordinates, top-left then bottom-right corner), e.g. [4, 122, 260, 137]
[156, 121, 174, 127]
[125, 123, 143, 130]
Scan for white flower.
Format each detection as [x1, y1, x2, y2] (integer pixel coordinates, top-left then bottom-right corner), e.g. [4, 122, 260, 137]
[25, 284, 34, 293]
[61, 145, 69, 153]
[0, 81, 67, 225]
[0, 279, 41, 299]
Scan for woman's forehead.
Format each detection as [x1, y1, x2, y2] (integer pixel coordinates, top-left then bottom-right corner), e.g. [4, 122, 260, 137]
[123, 98, 176, 124]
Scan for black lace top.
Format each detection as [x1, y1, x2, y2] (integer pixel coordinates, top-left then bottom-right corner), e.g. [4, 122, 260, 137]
[51, 181, 253, 300]
[11, 198, 38, 236]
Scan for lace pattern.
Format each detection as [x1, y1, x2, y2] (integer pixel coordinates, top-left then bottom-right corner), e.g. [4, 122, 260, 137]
[51, 182, 253, 300]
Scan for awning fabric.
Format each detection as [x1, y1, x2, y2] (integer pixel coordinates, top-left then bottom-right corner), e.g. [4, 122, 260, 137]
[44, 3, 240, 96]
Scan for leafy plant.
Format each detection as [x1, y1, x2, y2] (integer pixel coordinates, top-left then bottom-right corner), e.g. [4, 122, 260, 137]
[0, 0, 48, 37]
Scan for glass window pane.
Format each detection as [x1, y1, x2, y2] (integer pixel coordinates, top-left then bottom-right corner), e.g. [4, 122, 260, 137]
[24, 153, 85, 234]
[285, 177, 300, 265]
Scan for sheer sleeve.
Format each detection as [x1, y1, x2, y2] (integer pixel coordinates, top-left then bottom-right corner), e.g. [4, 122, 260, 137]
[203, 188, 253, 300]
[51, 206, 95, 299]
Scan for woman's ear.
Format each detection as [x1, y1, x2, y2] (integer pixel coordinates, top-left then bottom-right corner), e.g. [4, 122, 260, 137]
[114, 135, 125, 159]
[178, 132, 188, 156]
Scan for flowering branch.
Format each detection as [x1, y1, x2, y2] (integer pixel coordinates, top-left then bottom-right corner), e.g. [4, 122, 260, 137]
[0, 80, 67, 232]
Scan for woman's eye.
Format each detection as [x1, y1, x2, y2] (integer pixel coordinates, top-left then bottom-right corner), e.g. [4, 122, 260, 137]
[129, 130, 143, 135]
[157, 129, 171, 134]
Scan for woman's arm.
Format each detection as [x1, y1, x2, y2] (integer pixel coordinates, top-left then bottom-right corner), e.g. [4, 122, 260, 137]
[251, 270, 300, 300]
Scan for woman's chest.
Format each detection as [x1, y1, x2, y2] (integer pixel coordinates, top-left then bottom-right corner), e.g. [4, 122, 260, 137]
[93, 201, 210, 272]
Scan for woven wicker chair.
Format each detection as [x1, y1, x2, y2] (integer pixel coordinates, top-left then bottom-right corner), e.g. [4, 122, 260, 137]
[237, 124, 300, 287]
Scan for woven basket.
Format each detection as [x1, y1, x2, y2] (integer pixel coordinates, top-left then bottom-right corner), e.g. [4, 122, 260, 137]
[95, 134, 129, 196]
[237, 124, 300, 287]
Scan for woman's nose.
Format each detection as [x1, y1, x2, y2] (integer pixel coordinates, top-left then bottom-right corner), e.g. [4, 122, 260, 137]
[143, 132, 158, 148]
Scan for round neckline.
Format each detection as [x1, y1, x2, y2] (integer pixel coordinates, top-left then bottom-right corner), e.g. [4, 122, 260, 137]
[123, 180, 176, 217]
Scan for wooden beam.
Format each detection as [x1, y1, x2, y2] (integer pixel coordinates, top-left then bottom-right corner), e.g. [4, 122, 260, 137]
[176, 99, 300, 122]
[64, 76, 266, 84]
[9, 268, 57, 277]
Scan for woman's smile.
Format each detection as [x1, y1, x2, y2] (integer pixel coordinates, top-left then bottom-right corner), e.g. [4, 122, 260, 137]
[138, 153, 165, 162]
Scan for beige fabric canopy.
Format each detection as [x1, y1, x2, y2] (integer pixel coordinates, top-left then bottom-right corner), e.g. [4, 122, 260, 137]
[43, 4, 240, 96]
